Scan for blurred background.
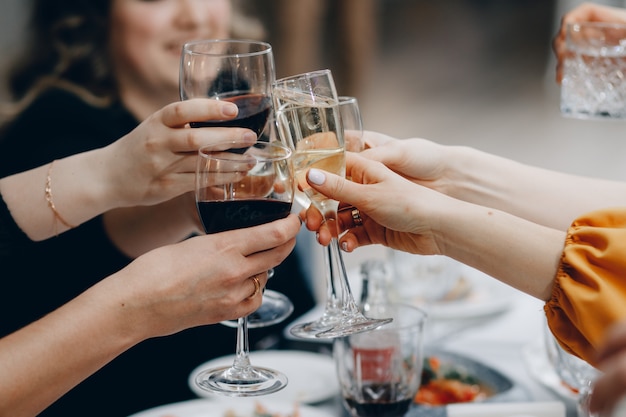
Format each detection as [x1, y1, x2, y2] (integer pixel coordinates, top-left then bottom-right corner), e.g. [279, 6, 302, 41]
[1, 0, 625, 268]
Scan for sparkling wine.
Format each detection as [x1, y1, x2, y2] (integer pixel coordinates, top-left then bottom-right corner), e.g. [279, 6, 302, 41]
[293, 148, 344, 210]
[196, 199, 291, 234]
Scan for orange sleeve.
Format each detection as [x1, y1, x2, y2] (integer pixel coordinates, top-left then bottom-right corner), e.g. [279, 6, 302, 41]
[545, 208, 626, 366]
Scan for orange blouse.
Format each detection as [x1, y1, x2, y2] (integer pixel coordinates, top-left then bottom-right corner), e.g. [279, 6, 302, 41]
[545, 208, 626, 366]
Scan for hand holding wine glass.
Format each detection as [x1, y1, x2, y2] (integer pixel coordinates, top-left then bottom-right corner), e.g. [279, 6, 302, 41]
[180, 39, 293, 328]
[273, 69, 391, 339]
[193, 140, 294, 396]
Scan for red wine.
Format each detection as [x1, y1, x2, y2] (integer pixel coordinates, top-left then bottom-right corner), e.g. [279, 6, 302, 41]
[196, 199, 291, 234]
[343, 383, 413, 417]
[190, 93, 271, 137]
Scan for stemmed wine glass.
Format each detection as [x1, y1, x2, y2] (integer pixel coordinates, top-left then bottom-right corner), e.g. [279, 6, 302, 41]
[273, 69, 391, 339]
[180, 39, 293, 327]
[339, 96, 365, 153]
[544, 320, 600, 417]
[193, 140, 294, 396]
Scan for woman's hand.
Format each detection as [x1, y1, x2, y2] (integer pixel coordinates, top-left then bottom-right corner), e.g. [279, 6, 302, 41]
[302, 152, 448, 255]
[361, 133, 450, 191]
[102, 98, 258, 209]
[553, 3, 626, 83]
[108, 214, 301, 338]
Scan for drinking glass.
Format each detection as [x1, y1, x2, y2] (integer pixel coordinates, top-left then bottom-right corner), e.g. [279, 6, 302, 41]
[561, 22, 626, 119]
[273, 69, 391, 339]
[193, 140, 294, 396]
[334, 304, 427, 417]
[339, 96, 365, 153]
[544, 321, 600, 417]
[181, 39, 293, 327]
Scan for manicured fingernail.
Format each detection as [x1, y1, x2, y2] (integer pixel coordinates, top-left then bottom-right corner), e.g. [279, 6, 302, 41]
[222, 103, 238, 117]
[341, 241, 349, 252]
[308, 168, 326, 185]
[315, 232, 320, 242]
[243, 132, 257, 142]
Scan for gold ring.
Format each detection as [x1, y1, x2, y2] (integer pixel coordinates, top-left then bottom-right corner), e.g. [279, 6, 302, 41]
[248, 275, 261, 299]
[351, 208, 363, 227]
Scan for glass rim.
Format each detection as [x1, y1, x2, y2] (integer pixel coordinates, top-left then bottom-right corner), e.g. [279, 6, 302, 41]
[273, 68, 333, 85]
[182, 38, 272, 57]
[567, 21, 626, 32]
[198, 140, 291, 162]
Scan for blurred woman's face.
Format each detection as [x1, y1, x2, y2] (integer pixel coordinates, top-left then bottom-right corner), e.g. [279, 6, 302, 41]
[109, 0, 231, 97]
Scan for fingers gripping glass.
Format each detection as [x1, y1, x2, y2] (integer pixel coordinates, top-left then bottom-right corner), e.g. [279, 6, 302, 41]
[273, 69, 391, 339]
[180, 39, 293, 328]
[193, 140, 294, 396]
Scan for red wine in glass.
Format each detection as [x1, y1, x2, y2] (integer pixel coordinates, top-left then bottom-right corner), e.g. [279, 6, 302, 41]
[190, 93, 271, 136]
[343, 383, 413, 417]
[196, 199, 292, 234]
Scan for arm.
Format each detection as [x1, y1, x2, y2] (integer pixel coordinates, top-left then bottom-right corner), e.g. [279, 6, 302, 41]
[361, 134, 626, 231]
[0, 98, 255, 242]
[304, 153, 563, 301]
[0, 214, 300, 417]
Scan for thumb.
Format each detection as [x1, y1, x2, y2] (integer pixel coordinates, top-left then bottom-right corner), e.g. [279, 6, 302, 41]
[307, 168, 360, 207]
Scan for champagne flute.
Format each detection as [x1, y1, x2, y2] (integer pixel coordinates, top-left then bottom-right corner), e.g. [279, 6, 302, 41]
[193, 140, 294, 396]
[339, 96, 365, 153]
[295, 96, 364, 210]
[273, 69, 391, 339]
[180, 39, 293, 327]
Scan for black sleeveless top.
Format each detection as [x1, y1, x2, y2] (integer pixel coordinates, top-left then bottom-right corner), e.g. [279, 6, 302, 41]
[0, 89, 315, 417]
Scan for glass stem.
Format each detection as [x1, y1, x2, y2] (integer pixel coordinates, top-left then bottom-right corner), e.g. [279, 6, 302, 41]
[322, 244, 341, 315]
[232, 316, 252, 372]
[329, 236, 360, 315]
[324, 208, 360, 315]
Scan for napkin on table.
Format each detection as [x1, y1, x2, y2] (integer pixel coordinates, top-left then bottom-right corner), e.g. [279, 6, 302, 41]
[447, 401, 566, 417]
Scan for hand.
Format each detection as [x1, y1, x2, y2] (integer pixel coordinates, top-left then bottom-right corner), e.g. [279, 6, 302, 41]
[302, 152, 449, 255]
[589, 320, 626, 416]
[108, 214, 301, 340]
[102, 98, 258, 208]
[553, 3, 626, 83]
[361, 134, 449, 190]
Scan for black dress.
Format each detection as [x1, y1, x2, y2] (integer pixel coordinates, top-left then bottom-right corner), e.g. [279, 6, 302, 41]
[0, 89, 316, 417]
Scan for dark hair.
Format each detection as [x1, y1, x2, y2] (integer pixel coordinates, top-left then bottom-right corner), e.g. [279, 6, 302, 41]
[6, 0, 115, 109]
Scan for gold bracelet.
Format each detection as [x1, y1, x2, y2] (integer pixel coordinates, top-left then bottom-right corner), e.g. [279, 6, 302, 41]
[45, 160, 76, 231]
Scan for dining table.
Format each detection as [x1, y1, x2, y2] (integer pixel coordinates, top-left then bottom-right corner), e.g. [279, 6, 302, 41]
[280, 264, 578, 417]
[130, 264, 578, 417]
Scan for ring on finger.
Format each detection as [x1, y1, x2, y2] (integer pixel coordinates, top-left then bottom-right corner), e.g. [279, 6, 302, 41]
[248, 275, 261, 299]
[351, 208, 363, 227]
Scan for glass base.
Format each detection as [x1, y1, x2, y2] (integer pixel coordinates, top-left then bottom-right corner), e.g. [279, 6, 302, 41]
[221, 290, 294, 329]
[195, 365, 288, 397]
[315, 315, 393, 339]
[289, 316, 339, 339]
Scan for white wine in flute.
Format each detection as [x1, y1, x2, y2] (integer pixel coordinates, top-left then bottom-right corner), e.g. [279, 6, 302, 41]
[274, 97, 345, 211]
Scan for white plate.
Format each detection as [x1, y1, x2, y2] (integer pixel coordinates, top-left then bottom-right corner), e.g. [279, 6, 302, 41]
[127, 398, 333, 417]
[423, 265, 516, 319]
[188, 350, 338, 404]
[347, 264, 515, 320]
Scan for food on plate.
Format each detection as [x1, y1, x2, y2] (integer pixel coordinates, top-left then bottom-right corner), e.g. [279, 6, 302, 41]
[414, 356, 489, 406]
[223, 402, 301, 417]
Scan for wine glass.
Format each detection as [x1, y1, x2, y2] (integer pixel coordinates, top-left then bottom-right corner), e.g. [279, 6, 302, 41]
[334, 304, 427, 417]
[180, 39, 293, 327]
[338, 96, 365, 153]
[193, 140, 294, 396]
[544, 321, 601, 417]
[273, 69, 392, 339]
